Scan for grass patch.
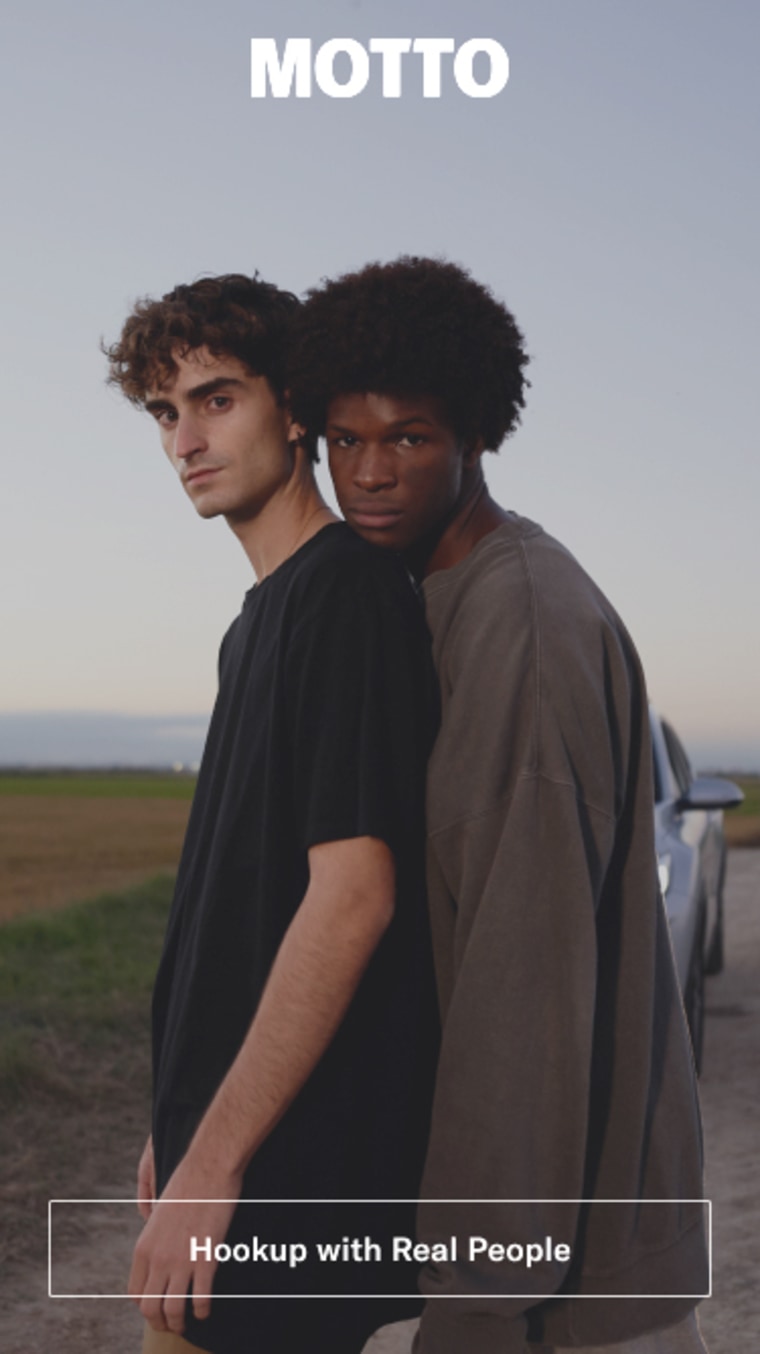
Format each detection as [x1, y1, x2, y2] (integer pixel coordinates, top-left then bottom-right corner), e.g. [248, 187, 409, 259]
[0, 772, 196, 799]
[0, 877, 172, 1271]
[0, 876, 171, 1015]
[730, 776, 760, 818]
[723, 777, 760, 847]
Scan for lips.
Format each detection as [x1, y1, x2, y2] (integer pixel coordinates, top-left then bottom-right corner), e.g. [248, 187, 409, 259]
[348, 505, 403, 529]
[184, 467, 221, 487]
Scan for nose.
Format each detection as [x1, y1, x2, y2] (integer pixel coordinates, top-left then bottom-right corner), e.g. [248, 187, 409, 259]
[172, 410, 207, 463]
[353, 443, 397, 491]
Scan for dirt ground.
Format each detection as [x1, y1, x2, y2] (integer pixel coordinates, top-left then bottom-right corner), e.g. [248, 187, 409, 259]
[695, 849, 759, 1349]
[0, 796, 189, 921]
[2, 850, 757, 1353]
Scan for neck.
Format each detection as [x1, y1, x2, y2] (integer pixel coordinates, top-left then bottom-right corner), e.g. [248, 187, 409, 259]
[229, 447, 339, 580]
[407, 465, 510, 580]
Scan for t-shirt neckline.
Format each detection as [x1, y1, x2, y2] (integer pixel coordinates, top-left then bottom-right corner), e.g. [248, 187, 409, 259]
[245, 521, 348, 600]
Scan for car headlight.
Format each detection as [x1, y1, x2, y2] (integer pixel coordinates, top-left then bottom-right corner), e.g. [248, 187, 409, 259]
[657, 852, 672, 898]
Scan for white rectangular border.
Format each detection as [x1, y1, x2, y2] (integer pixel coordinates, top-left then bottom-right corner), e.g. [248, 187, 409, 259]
[48, 1197, 712, 1300]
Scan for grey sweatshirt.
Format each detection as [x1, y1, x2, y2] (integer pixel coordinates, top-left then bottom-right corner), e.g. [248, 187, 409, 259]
[415, 516, 708, 1353]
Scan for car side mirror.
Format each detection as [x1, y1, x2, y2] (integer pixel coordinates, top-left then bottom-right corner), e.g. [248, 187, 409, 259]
[676, 776, 744, 813]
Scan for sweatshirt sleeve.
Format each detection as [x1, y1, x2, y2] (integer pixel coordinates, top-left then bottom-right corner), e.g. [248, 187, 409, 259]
[416, 777, 617, 1351]
[415, 543, 634, 1352]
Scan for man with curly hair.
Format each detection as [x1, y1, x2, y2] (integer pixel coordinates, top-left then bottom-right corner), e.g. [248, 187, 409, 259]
[104, 274, 440, 1354]
[288, 257, 710, 1354]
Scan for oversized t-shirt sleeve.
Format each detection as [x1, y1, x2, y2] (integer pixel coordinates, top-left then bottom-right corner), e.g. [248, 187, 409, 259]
[414, 546, 652, 1353]
[284, 551, 438, 857]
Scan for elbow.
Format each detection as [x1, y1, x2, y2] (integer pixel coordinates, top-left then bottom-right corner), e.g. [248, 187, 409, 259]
[340, 874, 396, 948]
[367, 884, 396, 937]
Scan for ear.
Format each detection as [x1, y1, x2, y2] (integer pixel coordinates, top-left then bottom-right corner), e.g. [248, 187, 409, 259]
[283, 390, 307, 448]
[287, 418, 307, 447]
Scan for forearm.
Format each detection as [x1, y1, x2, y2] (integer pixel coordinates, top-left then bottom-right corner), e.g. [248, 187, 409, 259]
[130, 838, 396, 1332]
[184, 836, 395, 1178]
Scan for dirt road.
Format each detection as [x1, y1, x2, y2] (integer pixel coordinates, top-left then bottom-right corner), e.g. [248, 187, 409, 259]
[3, 851, 758, 1353]
[696, 848, 759, 1349]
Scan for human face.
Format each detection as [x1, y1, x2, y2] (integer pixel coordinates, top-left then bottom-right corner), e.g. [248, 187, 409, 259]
[326, 392, 471, 555]
[145, 348, 296, 524]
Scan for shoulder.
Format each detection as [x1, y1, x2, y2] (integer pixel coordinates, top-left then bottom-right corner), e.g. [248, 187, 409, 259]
[270, 527, 433, 681]
[520, 524, 632, 640]
[285, 524, 424, 632]
[424, 515, 648, 816]
[519, 526, 645, 714]
[423, 515, 540, 641]
[424, 514, 638, 670]
[422, 516, 543, 687]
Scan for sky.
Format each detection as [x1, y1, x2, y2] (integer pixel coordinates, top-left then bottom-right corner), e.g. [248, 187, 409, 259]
[1, 0, 758, 768]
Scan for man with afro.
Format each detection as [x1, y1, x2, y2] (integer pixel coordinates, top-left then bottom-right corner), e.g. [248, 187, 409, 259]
[288, 257, 709, 1354]
[104, 274, 440, 1354]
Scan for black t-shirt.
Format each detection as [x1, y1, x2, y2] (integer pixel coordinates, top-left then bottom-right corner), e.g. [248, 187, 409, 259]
[151, 524, 440, 1352]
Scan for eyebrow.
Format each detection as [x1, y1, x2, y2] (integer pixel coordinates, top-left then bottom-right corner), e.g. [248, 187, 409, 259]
[326, 416, 436, 432]
[144, 376, 246, 413]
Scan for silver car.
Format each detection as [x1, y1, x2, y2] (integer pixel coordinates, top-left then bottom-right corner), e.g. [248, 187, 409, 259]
[651, 708, 743, 1072]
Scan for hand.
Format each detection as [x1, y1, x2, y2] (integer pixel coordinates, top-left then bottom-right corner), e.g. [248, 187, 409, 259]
[137, 1134, 156, 1222]
[129, 1151, 242, 1334]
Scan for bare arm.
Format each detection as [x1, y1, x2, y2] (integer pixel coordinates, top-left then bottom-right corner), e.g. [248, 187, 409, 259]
[129, 834, 395, 1334]
[136, 1134, 155, 1222]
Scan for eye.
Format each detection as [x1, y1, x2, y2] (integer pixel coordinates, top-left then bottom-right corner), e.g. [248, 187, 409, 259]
[209, 394, 231, 411]
[152, 407, 177, 428]
[397, 432, 425, 448]
[330, 434, 359, 449]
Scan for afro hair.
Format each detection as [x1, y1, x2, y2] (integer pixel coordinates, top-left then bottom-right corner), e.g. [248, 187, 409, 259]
[287, 256, 530, 451]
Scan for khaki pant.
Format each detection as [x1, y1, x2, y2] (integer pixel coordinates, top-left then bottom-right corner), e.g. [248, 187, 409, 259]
[547, 1310, 709, 1353]
[142, 1330, 207, 1354]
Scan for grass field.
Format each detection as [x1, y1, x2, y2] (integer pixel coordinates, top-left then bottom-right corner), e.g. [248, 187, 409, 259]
[0, 773, 192, 922]
[0, 774, 186, 1274]
[724, 776, 760, 846]
[0, 771, 196, 799]
[729, 776, 760, 817]
[0, 876, 171, 1273]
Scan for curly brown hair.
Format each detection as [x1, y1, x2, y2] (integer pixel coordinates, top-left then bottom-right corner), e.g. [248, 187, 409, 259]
[103, 273, 318, 458]
[287, 256, 530, 451]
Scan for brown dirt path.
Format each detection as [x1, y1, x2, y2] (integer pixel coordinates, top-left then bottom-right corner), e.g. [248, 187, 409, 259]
[698, 848, 760, 1349]
[0, 796, 189, 921]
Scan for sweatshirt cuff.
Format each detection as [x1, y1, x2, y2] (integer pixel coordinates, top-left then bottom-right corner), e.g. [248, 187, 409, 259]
[414, 1304, 530, 1354]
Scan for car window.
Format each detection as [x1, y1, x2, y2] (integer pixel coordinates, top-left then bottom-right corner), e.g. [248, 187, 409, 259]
[661, 719, 693, 798]
[649, 708, 667, 804]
